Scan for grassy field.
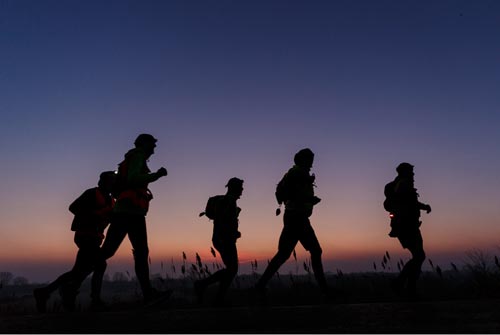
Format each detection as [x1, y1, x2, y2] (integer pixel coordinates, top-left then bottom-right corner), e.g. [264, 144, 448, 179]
[2, 250, 500, 332]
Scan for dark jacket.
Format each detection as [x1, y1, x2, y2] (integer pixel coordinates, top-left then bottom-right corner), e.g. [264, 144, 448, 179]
[283, 165, 318, 216]
[393, 176, 425, 219]
[69, 187, 114, 239]
[114, 148, 160, 216]
[212, 195, 241, 244]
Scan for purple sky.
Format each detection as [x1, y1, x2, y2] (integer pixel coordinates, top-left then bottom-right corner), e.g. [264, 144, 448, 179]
[1, 0, 499, 282]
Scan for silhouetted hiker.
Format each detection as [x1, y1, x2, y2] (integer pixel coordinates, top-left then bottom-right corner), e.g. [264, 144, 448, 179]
[33, 171, 116, 312]
[255, 148, 328, 299]
[384, 162, 432, 299]
[195, 177, 244, 306]
[96, 134, 169, 305]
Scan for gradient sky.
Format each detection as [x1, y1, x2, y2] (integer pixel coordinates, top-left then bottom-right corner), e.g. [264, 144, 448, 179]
[1, 0, 499, 282]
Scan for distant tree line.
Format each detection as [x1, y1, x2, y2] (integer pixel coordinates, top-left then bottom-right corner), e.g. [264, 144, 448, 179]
[0, 272, 29, 288]
[0, 271, 130, 287]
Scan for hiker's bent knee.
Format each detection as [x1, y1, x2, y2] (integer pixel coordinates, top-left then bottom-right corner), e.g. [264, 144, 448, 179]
[276, 249, 292, 262]
[100, 248, 116, 260]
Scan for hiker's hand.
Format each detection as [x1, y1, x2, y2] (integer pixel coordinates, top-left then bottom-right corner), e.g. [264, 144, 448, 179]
[424, 204, 432, 213]
[157, 167, 168, 177]
[310, 173, 316, 183]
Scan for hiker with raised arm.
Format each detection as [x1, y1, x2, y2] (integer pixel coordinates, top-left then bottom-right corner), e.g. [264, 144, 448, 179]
[96, 134, 169, 305]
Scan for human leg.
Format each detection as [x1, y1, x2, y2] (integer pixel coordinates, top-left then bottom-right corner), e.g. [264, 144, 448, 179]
[395, 228, 425, 297]
[90, 248, 107, 304]
[405, 230, 425, 296]
[60, 238, 103, 311]
[127, 215, 153, 300]
[215, 242, 238, 304]
[92, 219, 128, 301]
[300, 221, 328, 294]
[100, 218, 129, 261]
[34, 237, 97, 313]
[33, 273, 76, 313]
[193, 240, 237, 304]
[256, 221, 298, 290]
[39, 271, 77, 295]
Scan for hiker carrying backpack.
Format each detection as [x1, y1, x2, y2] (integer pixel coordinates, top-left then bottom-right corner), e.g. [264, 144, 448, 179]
[113, 148, 157, 215]
[194, 177, 244, 305]
[383, 180, 397, 214]
[275, 172, 292, 216]
[199, 195, 226, 221]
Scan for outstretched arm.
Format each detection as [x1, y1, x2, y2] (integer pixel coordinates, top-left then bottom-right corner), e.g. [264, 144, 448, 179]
[127, 152, 168, 186]
[419, 202, 432, 213]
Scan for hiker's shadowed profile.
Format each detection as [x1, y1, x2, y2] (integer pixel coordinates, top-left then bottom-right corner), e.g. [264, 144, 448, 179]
[33, 171, 116, 312]
[195, 177, 244, 307]
[95, 134, 170, 306]
[383, 162, 432, 300]
[254, 148, 329, 301]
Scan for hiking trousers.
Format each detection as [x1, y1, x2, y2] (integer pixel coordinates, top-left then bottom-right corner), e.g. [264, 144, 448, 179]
[99, 213, 152, 299]
[44, 235, 106, 299]
[199, 239, 239, 301]
[257, 211, 327, 292]
[397, 226, 426, 294]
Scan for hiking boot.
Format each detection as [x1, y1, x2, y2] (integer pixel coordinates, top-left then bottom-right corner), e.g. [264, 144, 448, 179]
[193, 280, 206, 304]
[33, 288, 50, 313]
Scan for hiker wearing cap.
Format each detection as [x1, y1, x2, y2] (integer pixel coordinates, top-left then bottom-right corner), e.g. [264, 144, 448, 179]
[194, 177, 244, 306]
[386, 162, 431, 299]
[97, 134, 168, 304]
[255, 148, 328, 299]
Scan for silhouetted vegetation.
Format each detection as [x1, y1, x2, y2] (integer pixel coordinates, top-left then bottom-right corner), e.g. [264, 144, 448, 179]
[2, 248, 500, 316]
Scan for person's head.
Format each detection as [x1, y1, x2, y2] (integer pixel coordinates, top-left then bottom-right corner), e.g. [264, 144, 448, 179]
[294, 148, 314, 169]
[226, 177, 244, 199]
[98, 171, 117, 193]
[134, 133, 158, 156]
[396, 162, 414, 178]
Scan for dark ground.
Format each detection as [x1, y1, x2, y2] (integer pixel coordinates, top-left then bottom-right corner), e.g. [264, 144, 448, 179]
[3, 269, 500, 333]
[1, 298, 500, 333]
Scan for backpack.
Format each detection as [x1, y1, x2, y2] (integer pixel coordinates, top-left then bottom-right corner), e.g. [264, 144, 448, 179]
[275, 172, 292, 205]
[200, 195, 225, 220]
[112, 159, 128, 198]
[383, 180, 396, 212]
